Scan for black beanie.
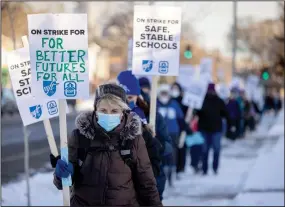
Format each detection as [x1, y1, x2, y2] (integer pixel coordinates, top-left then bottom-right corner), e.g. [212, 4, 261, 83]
[94, 84, 127, 108]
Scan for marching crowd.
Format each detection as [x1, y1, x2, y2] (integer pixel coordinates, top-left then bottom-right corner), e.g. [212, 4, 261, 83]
[50, 71, 282, 206]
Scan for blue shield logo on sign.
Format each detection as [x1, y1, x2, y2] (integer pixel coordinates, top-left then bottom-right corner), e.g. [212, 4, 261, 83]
[64, 81, 77, 97]
[29, 105, 42, 119]
[47, 101, 58, 115]
[159, 61, 169, 74]
[43, 81, 57, 96]
[142, 60, 153, 72]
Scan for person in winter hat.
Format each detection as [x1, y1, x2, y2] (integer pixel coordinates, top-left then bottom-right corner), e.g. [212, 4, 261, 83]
[193, 82, 229, 175]
[118, 71, 175, 200]
[157, 84, 191, 187]
[53, 83, 162, 207]
[118, 71, 148, 124]
[117, 71, 162, 178]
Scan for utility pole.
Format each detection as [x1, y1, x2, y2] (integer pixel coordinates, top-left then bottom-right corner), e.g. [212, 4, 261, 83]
[232, 1, 237, 76]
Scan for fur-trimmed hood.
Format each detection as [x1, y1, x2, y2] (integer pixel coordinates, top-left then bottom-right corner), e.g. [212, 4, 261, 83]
[75, 111, 142, 141]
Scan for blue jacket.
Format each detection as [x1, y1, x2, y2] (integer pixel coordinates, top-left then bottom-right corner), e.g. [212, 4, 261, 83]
[157, 99, 184, 135]
[226, 98, 242, 120]
[155, 112, 173, 156]
[132, 106, 148, 125]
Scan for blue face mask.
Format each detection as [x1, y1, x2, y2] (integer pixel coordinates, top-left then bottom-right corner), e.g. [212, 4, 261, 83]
[97, 112, 121, 132]
[128, 101, 136, 110]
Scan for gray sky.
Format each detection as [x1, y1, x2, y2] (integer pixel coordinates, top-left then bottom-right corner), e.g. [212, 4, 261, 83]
[176, 1, 280, 58]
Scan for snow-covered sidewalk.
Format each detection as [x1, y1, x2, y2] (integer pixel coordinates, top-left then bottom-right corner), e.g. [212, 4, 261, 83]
[230, 110, 284, 206]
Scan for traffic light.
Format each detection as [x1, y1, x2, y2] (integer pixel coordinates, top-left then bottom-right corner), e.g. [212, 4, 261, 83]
[184, 45, 192, 59]
[261, 68, 270, 81]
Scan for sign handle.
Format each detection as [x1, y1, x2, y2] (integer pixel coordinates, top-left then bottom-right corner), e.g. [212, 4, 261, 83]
[59, 99, 71, 206]
[21, 36, 29, 47]
[178, 108, 193, 149]
[149, 76, 159, 131]
[20, 35, 31, 206]
[43, 119, 59, 157]
[23, 126, 31, 206]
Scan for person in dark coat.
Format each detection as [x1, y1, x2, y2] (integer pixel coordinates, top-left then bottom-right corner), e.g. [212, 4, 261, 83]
[194, 83, 229, 175]
[225, 87, 242, 140]
[139, 89, 173, 200]
[170, 82, 189, 176]
[117, 71, 162, 177]
[53, 84, 162, 207]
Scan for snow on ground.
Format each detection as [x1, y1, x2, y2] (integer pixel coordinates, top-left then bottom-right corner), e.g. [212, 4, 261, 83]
[233, 192, 284, 206]
[2, 111, 283, 206]
[268, 110, 284, 137]
[229, 110, 285, 207]
[2, 172, 62, 206]
[243, 136, 284, 191]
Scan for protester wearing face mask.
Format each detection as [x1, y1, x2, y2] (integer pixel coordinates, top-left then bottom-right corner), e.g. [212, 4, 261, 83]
[53, 84, 162, 207]
[138, 77, 174, 200]
[117, 71, 162, 178]
[118, 71, 148, 124]
[157, 84, 191, 187]
[170, 83, 189, 176]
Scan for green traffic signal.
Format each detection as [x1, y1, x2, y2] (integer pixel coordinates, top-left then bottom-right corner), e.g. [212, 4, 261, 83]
[184, 50, 192, 59]
[262, 71, 270, 80]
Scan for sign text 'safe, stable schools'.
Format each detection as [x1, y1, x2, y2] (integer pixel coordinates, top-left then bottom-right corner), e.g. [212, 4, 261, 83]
[132, 6, 182, 76]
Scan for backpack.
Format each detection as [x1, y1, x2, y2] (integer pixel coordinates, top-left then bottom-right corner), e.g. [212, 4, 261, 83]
[50, 129, 135, 171]
[75, 129, 135, 170]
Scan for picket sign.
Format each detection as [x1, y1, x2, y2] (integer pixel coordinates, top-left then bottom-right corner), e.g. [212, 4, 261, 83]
[132, 4, 182, 130]
[27, 13, 89, 206]
[22, 36, 59, 158]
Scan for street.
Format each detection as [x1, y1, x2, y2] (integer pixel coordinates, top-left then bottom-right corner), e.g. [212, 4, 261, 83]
[1, 112, 79, 184]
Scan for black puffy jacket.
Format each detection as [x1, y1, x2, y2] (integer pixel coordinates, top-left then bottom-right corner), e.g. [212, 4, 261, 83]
[194, 93, 229, 133]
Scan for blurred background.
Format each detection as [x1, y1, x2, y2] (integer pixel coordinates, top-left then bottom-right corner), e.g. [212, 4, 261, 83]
[1, 1, 284, 206]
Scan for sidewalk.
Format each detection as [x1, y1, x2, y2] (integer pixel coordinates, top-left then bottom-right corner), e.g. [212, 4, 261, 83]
[230, 110, 284, 206]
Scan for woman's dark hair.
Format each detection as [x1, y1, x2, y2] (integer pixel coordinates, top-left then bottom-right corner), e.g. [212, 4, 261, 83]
[137, 96, 150, 117]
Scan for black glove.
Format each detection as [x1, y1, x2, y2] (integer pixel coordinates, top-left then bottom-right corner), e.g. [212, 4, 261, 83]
[50, 153, 61, 168]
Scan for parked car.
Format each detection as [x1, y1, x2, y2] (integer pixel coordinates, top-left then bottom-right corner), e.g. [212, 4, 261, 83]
[1, 88, 18, 116]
